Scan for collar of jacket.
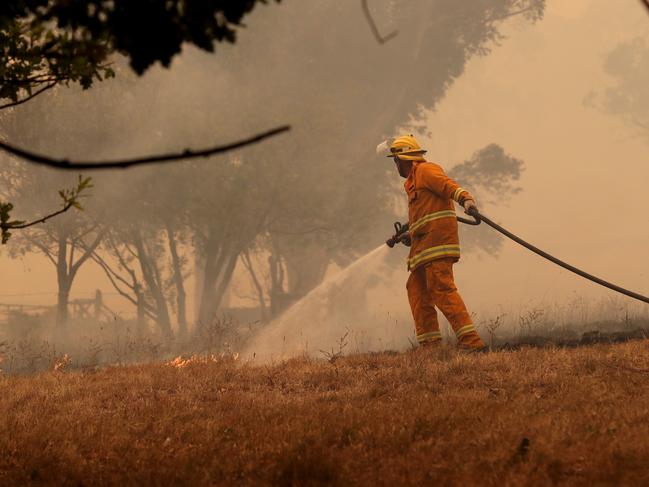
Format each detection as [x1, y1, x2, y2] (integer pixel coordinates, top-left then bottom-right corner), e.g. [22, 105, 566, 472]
[405, 160, 426, 187]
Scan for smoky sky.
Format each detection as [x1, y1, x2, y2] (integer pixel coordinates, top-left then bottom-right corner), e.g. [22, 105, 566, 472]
[1, 0, 648, 328]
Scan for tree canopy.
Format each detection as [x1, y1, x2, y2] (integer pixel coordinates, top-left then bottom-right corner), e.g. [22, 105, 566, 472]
[1, 0, 282, 105]
[598, 37, 649, 139]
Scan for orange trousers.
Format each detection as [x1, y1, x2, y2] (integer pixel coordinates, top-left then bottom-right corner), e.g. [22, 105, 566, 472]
[406, 258, 484, 348]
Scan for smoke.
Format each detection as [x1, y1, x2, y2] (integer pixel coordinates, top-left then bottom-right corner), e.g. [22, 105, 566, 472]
[2, 0, 648, 369]
[242, 245, 413, 361]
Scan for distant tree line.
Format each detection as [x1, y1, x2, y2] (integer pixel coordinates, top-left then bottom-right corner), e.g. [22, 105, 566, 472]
[597, 37, 649, 138]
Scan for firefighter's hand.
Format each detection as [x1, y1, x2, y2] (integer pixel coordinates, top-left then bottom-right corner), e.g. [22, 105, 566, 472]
[463, 199, 477, 215]
[401, 232, 412, 247]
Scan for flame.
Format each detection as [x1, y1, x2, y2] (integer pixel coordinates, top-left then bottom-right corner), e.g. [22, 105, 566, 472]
[53, 354, 71, 372]
[167, 352, 239, 368]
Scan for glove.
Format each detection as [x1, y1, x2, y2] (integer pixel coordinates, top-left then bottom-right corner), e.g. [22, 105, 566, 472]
[463, 199, 478, 215]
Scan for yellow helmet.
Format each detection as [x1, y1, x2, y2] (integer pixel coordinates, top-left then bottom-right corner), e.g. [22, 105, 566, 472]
[387, 134, 427, 161]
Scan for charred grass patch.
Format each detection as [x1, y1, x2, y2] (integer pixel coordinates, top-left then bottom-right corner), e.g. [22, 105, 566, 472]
[3, 343, 649, 484]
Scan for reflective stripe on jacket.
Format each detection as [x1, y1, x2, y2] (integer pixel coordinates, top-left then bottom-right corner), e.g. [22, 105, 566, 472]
[405, 161, 473, 271]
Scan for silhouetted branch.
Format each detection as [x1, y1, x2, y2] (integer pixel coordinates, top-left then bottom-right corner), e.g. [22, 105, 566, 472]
[641, 0, 649, 14]
[485, 6, 536, 23]
[0, 125, 291, 170]
[361, 0, 398, 45]
[71, 229, 107, 276]
[90, 252, 158, 320]
[6, 202, 74, 230]
[0, 82, 58, 111]
[23, 234, 57, 266]
[1, 176, 92, 244]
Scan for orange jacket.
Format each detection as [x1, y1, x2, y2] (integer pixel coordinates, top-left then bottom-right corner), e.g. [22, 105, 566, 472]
[404, 161, 474, 271]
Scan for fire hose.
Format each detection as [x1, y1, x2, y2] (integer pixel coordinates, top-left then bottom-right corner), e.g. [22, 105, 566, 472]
[387, 207, 649, 305]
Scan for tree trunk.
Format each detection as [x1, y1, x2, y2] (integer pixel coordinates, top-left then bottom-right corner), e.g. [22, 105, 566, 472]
[166, 223, 187, 336]
[283, 241, 329, 301]
[242, 250, 269, 322]
[56, 281, 70, 326]
[135, 282, 147, 337]
[55, 233, 70, 328]
[197, 228, 240, 327]
[197, 230, 219, 327]
[132, 229, 173, 338]
[268, 250, 289, 318]
[211, 252, 239, 316]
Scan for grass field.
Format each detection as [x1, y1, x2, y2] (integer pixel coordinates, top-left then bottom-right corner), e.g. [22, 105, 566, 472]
[3, 341, 649, 485]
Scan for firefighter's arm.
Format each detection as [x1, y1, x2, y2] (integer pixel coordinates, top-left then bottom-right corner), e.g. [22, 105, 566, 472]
[386, 221, 411, 247]
[462, 198, 477, 215]
[401, 230, 412, 247]
[418, 163, 475, 208]
[398, 221, 412, 246]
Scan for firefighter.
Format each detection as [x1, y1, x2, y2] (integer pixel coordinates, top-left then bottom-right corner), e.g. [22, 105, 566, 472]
[382, 135, 486, 352]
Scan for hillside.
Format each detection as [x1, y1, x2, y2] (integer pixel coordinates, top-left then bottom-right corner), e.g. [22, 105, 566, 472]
[2, 342, 649, 485]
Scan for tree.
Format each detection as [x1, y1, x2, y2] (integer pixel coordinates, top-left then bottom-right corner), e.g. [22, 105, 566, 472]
[90, 223, 175, 338]
[449, 144, 525, 255]
[595, 37, 649, 138]
[188, 152, 287, 326]
[0, 163, 98, 327]
[0, 88, 106, 327]
[1, 1, 282, 106]
[88, 164, 193, 338]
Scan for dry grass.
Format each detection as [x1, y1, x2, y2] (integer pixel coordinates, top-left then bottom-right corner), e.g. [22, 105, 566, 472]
[3, 342, 649, 485]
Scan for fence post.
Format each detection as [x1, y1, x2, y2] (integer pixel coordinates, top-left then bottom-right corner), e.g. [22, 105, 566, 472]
[94, 289, 103, 321]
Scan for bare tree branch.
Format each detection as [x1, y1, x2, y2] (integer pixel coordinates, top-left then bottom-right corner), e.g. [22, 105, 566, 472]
[485, 6, 536, 23]
[107, 236, 138, 279]
[23, 234, 57, 267]
[241, 249, 268, 319]
[71, 229, 107, 277]
[0, 82, 58, 111]
[2, 177, 91, 242]
[93, 255, 138, 307]
[68, 239, 76, 275]
[361, 0, 398, 45]
[6, 201, 74, 230]
[641, 0, 649, 14]
[0, 125, 291, 170]
[89, 252, 157, 321]
[71, 222, 101, 246]
[4, 76, 61, 85]
[91, 252, 134, 292]
[123, 243, 139, 261]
